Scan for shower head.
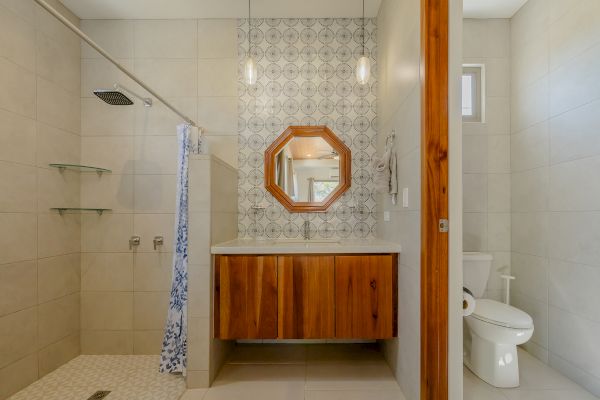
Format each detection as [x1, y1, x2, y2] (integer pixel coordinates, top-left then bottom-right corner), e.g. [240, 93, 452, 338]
[93, 89, 134, 105]
[93, 84, 152, 107]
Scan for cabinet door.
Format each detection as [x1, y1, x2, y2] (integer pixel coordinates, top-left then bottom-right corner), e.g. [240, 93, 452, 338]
[335, 255, 395, 339]
[215, 255, 278, 339]
[278, 256, 335, 339]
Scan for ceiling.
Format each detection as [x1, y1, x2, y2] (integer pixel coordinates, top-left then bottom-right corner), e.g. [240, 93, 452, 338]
[59, 0, 382, 20]
[288, 137, 335, 160]
[463, 0, 528, 18]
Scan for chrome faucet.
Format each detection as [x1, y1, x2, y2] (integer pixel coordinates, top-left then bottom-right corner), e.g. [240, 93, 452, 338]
[302, 220, 311, 240]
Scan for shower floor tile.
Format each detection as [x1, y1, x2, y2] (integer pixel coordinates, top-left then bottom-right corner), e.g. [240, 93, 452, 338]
[7, 355, 185, 400]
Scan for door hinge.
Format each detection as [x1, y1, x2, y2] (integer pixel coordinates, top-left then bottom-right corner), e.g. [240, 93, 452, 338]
[439, 219, 449, 233]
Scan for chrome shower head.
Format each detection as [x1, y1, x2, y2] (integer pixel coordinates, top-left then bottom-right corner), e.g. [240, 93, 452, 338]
[93, 84, 152, 107]
[93, 89, 134, 105]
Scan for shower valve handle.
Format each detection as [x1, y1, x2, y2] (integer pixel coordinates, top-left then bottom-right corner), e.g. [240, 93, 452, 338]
[153, 236, 164, 250]
[129, 235, 141, 250]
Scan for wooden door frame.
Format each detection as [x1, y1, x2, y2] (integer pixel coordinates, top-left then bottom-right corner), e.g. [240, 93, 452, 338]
[420, 0, 449, 399]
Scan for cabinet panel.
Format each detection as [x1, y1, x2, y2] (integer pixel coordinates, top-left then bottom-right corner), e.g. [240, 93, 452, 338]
[278, 256, 335, 339]
[215, 255, 278, 339]
[335, 255, 395, 339]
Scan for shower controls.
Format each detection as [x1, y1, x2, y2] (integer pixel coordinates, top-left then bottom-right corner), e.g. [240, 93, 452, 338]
[153, 236, 164, 250]
[129, 235, 141, 249]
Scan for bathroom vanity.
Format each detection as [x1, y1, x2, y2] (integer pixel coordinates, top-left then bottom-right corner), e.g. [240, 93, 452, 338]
[211, 239, 401, 340]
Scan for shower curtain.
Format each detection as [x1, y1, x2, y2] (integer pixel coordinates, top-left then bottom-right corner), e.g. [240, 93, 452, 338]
[159, 124, 192, 374]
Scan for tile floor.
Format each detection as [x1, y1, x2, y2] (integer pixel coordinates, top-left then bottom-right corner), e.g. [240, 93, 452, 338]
[7, 355, 186, 400]
[181, 343, 406, 400]
[464, 349, 600, 400]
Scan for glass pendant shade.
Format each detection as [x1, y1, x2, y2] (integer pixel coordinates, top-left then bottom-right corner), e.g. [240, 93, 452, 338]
[356, 56, 371, 85]
[244, 56, 257, 85]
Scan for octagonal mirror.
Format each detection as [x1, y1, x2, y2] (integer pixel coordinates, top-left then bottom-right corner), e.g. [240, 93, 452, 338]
[265, 126, 351, 212]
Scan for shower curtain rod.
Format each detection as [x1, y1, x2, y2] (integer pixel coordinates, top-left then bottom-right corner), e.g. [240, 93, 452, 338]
[34, 0, 200, 129]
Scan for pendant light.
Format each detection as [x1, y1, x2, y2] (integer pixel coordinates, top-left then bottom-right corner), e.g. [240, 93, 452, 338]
[356, 0, 371, 85]
[244, 0, 257, 85]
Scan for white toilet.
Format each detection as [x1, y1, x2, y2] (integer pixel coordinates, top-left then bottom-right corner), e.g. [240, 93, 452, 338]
[463, 252, 534, 388]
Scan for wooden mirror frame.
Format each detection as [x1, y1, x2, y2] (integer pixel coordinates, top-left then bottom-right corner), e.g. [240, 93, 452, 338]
[264, 126, 351, 212]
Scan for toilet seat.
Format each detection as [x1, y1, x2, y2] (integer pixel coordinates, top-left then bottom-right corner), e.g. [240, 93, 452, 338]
[471, 299, 533, 329]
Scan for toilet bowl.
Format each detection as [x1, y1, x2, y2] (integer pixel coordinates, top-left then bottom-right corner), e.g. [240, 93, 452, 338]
[462, 252, 534, 388]
[464, 298, 534, 387]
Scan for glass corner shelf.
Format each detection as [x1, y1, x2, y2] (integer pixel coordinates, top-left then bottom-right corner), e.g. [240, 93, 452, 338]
[51, 208, 112, 216]
[49, 164, 111, 174]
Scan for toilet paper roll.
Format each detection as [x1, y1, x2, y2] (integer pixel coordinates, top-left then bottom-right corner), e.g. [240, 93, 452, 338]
[463, 289, 476, 317]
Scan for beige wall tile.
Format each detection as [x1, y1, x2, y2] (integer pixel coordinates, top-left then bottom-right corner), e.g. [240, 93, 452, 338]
[0, 109, 36, 166]
[188, 212, 210, 265]
[81, 20, 134, 59]
[134, 174, 176, 213]
[81, 330, 133, 355]
[133, 252, 173, 292]
[81, 136, 134, 174]
[36, 77, 80, 135]
[134, 59, 198, 98]
[38, 253, 80, 303]
[0, 307, 37, 369]
[133, 292, 169, 330]
[38, 293, 80, 348]
[133, 330, 163, 355]
[197, 59, 237, 97]
[205, 136, 239, 174]
[37, 168, 80, 213]
[81, 213, 133, 252]
[81, 97, 135, 136]
[197, 97, 237, 134]
[188, 263, 211, 319]
[134, 20, 197, 59]
[80, 173, 134, 213]
[36, 123, 80, 167]
[0, 57, 36, 118]
[38, 332, 79, 377]
[37, 213, 80, 258]
[0, 213, 37, 265]
[0, 260, 37, 317]
[0, 5, 35, 71]
[134, 135, 178, 174]
[0, 161, 36, 212]
[186, 370, 209, 389]
[81, 292, 133, 331]
[0, 353, 38, 400]
[81, 252, 133, 292]
[187, 317, 209, 371]
[197, 19, 237, 59]
[36, 32, 80, 95]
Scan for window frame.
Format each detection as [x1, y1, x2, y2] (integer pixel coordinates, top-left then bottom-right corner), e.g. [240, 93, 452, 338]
[462, 64, 485, 123]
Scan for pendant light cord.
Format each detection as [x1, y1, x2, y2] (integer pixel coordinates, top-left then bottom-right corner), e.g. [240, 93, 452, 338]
[362, 0, 366, 56]
[248, 0, 251, 55]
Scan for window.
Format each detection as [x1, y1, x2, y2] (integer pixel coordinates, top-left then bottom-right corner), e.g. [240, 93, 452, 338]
[462, 65, 484, 122]
[313, 180, 338, 202]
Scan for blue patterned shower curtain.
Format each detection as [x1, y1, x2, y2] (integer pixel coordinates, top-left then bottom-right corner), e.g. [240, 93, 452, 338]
[159, 124, 191, 374]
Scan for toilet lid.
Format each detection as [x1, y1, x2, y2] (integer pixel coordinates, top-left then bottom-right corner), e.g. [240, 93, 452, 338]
[471, 299, 533, 329]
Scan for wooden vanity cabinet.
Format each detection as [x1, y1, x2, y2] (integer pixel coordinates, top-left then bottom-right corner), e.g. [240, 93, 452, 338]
[214, 254, 397, 340]
[278, 255, 335, 339]
[215, 255, 278, 339]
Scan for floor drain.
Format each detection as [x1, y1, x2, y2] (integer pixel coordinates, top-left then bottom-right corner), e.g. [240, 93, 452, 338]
[87, 391, 111, 400]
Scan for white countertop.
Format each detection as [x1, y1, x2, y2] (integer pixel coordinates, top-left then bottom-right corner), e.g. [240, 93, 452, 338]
[211, 238, 402, 255]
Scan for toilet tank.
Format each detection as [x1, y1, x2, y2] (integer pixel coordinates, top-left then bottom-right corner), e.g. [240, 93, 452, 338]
[463, 252, 493, 298]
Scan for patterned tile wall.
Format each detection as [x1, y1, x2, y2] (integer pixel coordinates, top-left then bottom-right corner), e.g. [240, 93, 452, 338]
[237, 18, 378, 239]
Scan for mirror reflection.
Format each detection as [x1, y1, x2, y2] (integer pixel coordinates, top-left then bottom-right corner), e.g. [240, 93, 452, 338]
[275, 136, 340, 203]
